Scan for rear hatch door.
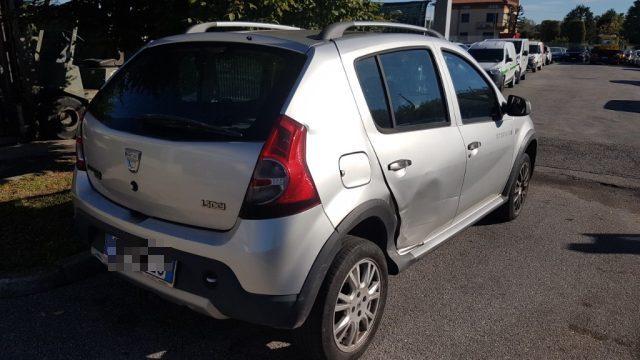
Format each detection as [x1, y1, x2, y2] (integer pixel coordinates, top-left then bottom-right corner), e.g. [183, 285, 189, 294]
[82, 42, 306, 230]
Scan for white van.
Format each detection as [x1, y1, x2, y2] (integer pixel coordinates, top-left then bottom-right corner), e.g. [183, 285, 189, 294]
[486, 38, 529, 82]
[468, 40, 518, 90]
[528, 41, 545, 72]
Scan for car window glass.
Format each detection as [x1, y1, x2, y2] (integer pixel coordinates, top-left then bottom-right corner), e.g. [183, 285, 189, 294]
[378, 49, 448, 127]
[443, 51, 500, 124]
[89, 43, 306, 141]
[355, 57, 392, 128]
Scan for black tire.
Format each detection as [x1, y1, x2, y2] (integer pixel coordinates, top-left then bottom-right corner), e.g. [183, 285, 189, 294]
[494, 153, 532, 222]
[521, 71, 526, 80]
[295, 236, 388, 360]
[508, 75, 516, 88]
[44, 97, 85, 140]
[515, 70, 521, 84]
[532, 66, 537, 73]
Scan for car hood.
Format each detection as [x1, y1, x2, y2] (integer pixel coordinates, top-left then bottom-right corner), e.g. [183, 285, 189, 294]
[478, 62, 502, 71]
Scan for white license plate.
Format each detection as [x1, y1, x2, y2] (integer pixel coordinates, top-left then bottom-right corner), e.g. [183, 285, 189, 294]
[144, 261, 178, 286]
[104, 234, 177, 286]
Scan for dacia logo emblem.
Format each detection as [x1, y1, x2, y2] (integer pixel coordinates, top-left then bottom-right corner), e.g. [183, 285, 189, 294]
[125, 148, 142, 173]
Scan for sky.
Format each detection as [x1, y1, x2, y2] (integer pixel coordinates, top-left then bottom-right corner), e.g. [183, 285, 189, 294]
[519, 0, 633, 23]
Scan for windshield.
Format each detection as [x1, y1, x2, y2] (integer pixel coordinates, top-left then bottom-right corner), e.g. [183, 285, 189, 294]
[505, 40, 522, 53]
[529, 45, 541, 54]
[89, 43, 306, 141]
[468, 49, 504, 63]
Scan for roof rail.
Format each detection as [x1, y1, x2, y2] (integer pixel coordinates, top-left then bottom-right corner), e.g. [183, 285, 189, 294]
[186, 21, 301, 34]
[320, 21, 444, 41]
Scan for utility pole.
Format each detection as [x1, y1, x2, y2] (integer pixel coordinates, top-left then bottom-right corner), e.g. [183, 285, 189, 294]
[432, 0, 452, 39]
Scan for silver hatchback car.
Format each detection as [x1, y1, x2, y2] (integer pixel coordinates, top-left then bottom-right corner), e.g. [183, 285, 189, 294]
[73, 21, 537, 360]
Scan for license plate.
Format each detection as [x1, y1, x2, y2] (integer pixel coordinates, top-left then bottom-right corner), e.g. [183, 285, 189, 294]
[144, 261, 177, 285]
[104, 234, 177, 286]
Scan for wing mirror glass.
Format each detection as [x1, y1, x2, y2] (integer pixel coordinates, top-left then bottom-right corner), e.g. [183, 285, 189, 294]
[523, 50, 529, 56]
[506, 56, 513, 62]
[503, 95, 531, 117]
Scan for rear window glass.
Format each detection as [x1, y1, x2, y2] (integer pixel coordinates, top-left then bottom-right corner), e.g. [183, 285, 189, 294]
[89, 43, 306, 141]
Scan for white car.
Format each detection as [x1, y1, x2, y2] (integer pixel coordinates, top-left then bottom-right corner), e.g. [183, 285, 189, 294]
[528, 41, 544, 72]
[469, 40, 519, 90]
[633, 50, 640, 66]
[544, 45, 553, 65]
[487, 38, 529, 82]
[73, 21, 537, 360]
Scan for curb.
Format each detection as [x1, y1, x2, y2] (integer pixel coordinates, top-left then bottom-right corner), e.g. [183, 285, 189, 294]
[0, 251, 104, 299]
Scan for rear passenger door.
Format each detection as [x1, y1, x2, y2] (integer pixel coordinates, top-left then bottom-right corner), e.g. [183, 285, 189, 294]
[441, 50, 515, 217]
[350, 48, 467, 249]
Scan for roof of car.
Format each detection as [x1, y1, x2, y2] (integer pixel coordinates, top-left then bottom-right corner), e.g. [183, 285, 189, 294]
[471, 40, 512, 50]
[150, 28, 449, 53]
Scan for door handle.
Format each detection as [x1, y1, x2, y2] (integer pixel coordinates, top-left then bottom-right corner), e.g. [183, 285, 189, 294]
[467, 141, 482, 151]
[388, 159, 412, 171]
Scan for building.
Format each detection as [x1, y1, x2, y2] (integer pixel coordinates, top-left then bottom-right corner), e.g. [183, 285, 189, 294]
[380, 1, 432, 28]
[450, 0, 519, 43]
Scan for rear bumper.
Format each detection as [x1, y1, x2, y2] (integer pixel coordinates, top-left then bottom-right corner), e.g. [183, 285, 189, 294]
[73, 170, 338, 328]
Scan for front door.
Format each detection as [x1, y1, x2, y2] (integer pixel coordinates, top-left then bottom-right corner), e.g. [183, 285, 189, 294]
[350, 48, 467, 249]
[441, 50, 515, 216]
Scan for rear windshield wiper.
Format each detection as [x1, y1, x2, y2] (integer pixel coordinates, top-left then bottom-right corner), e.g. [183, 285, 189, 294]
[137, 114, 244, 138]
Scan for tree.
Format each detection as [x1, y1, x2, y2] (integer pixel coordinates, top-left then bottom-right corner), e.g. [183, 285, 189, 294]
[17, 0, 383, 55]
[622, 0, 640, 44]
[518, 17, 537, 39]
[596, 9, 625, 35]
[564, 20, 586, 44]
[538, 20, 561, 42]
[509, 5, 524, 36]
[562, 5, 596, 41]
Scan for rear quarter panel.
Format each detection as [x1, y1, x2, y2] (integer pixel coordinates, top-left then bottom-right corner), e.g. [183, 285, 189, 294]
[283, 44, 392, 228]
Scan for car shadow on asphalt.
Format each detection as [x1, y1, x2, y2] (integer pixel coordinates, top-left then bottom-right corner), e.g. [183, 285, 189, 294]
[623, 68, 640, 72]
[603, 100, 640, 114]
[0, 140, 74, 182]
[567, 234, 640, 255]
[610, 80, 640, 87]
[78, 275, 306, 360]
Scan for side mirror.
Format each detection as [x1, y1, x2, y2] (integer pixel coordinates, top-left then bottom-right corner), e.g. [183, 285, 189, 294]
[503, 95, 531, 117]
[506, 56, 514, 62]
[523, 50, 529, 56]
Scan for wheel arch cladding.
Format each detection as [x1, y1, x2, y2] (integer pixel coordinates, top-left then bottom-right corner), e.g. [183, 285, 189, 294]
[336, 199, 400, 275]
[525, 138, 537, 170]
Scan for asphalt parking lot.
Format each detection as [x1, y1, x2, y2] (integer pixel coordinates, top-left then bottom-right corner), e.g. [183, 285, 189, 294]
[1, 64, 639, 360]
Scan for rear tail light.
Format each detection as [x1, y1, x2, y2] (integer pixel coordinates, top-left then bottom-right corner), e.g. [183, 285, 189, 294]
[240, 115, 320, 219]
[75, 114, 86, 171]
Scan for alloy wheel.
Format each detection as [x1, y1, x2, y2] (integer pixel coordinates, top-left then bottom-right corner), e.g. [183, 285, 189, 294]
[333, 259, 382, 352]
[513, 161, 531, 215]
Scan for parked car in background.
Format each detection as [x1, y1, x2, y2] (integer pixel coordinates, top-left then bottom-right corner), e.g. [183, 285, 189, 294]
[468, 41, 519, 90]
[455, 42, 470, 51]
[528, 42, 544, 72]
[73, 21, 537, 360]
[487, 38, 529, 82]
[565, 46, 590, 63]
[550, 47, 567, 62]
[590, 48, 624, 65]
[622, 49, 634, 64]
[629, 50, 640, 66]
[543, 45, 553, 65]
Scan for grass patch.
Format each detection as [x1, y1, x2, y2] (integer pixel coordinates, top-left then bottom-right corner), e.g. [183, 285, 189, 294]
[0, 172, 86, 273]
